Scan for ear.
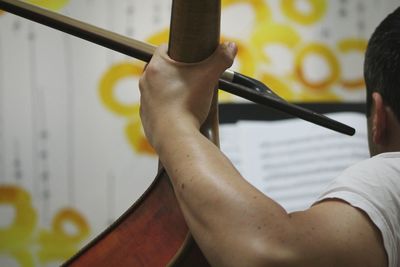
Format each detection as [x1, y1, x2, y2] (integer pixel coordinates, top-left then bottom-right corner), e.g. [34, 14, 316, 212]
[371, 92, 387, 145]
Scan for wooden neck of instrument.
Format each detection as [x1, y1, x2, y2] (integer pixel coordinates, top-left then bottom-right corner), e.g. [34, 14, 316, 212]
[168, 0, 221, 145]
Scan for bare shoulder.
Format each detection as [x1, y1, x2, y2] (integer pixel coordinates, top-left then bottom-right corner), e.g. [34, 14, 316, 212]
[287, 199, 388, 267]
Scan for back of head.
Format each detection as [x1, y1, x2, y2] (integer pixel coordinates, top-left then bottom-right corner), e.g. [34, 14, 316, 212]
[364, 7, 400, 122]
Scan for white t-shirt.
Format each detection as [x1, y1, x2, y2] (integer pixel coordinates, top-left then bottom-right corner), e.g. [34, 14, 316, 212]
[316, 152, 400, 267]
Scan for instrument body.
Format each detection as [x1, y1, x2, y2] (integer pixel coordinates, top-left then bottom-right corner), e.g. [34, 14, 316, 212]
[63, 0, 220, 265]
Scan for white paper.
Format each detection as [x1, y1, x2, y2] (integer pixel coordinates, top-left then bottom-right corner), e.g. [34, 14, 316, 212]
[220, 112, 369, 212]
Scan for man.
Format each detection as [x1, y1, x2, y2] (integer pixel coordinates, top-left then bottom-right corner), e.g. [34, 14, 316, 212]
[139, 7, 400, 267]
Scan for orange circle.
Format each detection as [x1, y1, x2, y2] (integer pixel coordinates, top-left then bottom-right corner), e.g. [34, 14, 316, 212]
[281, 0, 327, 25]
[99, 62, 144, 116]
[52, 208, 90, 243]
[337, 38, 367, 89]
[295, 43, 340, 91]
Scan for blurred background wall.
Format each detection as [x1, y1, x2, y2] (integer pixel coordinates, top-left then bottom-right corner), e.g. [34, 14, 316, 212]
[0, 0, 398, 266]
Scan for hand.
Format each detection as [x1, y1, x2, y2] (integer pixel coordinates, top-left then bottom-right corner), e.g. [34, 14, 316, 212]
[139, 42, 237, 148]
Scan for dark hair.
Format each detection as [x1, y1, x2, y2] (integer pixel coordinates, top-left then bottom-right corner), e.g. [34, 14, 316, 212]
[364, 6, 400, 121]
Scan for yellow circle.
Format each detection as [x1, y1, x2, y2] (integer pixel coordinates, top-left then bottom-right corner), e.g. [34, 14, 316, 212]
[295, 43, 340, 91]
[250, 22, 300, 102]
[125, 118, 156, 156]
[27, 0, 70, 10]
[37, 208, 89, 263]
[337, 38, 367, 89]
[281, 0, 327, 25]
[0, 185, 37, 250]
[222, 0, 271, 23]
[99, 62, 144, 116]
[250, 22, 301, 64]
[146, 28, 169, 46]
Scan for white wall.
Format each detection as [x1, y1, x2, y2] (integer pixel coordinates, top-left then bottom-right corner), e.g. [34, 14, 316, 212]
[0, 0, 398, 266]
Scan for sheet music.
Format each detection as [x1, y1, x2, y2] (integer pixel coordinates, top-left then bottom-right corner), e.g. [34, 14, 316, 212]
[220, 112, 369, 212]
[219, 124, 244, 174]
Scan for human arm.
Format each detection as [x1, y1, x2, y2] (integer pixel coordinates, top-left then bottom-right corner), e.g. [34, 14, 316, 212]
[139, 44, 388, 267]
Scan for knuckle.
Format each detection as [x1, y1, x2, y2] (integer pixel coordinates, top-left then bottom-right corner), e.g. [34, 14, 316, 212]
[222, 51, 234, 67]
[144, 61, 160, 76]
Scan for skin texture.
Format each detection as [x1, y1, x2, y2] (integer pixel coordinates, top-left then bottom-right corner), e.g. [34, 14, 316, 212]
[139, 43, 392, 267]
[368, 92, 400, 156]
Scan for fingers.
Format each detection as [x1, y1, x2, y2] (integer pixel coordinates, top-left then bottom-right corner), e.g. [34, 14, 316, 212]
[215, 41, 237, 70]
[196, 42, 236, 84]
[141, 42, 237, 88]
[197, 41, 237, 80]
[152, 42, 237, 70]
[154, 43, 169, 58]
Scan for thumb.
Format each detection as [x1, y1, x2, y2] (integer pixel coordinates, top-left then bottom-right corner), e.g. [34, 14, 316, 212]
[208, 42, 237, 75]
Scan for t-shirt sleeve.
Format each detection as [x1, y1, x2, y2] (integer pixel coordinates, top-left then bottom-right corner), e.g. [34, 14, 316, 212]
[314, 157, 400, 267]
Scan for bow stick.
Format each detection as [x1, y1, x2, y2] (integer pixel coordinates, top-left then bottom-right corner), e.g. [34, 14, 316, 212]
[0, 0, 356, 136]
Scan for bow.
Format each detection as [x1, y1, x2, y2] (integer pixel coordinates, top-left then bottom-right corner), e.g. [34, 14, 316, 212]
[0, 0, 355, 136]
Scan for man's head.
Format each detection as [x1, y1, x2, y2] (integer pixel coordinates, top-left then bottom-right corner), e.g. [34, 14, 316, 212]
[364, 7, 400, 156]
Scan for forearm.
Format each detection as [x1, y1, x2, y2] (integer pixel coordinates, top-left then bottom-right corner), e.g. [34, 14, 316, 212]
[140, 44, 388, 267]
[154, 123, 294, 267]
[140, 44, 299, 266]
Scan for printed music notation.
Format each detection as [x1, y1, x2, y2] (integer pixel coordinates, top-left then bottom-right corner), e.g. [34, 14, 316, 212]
[220, 112, 369, 212]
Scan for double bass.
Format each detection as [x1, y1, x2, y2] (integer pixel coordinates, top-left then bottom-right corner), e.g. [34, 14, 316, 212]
[64, 0, 220, 265]
[0, 0, 355, 266]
